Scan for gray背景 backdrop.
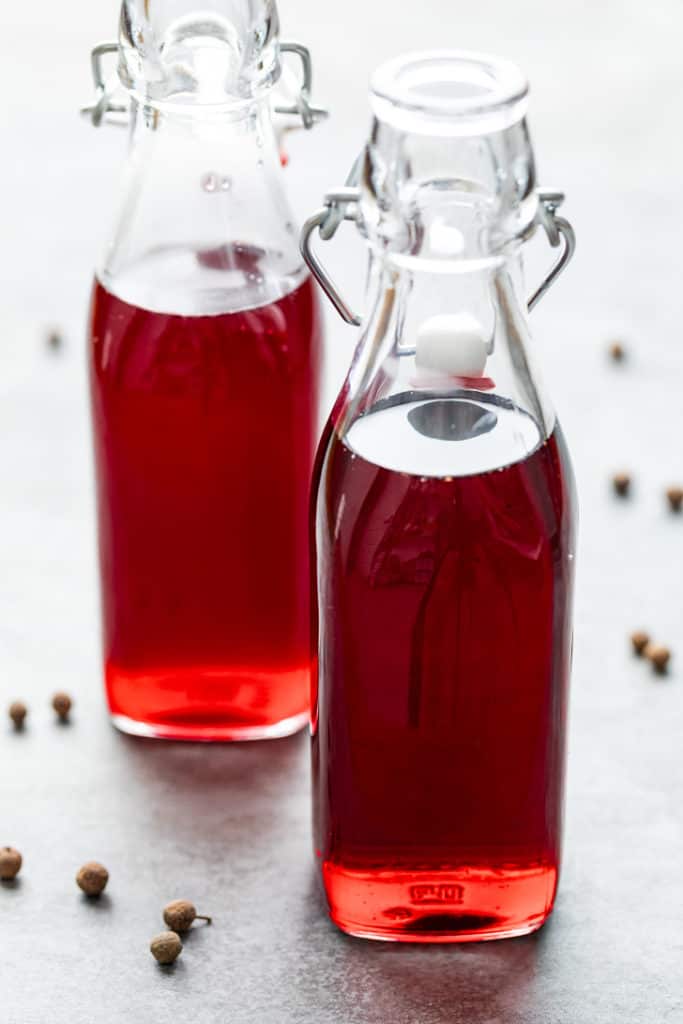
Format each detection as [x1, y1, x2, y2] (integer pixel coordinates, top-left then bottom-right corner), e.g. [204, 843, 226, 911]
[1, 2, 682, 1022]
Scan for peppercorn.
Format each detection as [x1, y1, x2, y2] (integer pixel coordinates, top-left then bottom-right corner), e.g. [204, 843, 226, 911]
[9, 701, 27, 730]
[608, 341, 626, 362]
[645, 644, 671, 676]
[52, 692, 73, 721]
[150, 932, 183, 965]
[666, 487, 683, 514]
[0, 847, 22, 881]
[76, 861, 109, 896]
[46, 328, 63, 351]
[612, 472, 632, 497]
[630, 631, 650, 657]
[163, 899, 212, 933]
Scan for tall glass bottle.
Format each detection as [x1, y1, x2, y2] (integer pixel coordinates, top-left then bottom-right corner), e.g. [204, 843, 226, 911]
[86, 1, 324, 741]
[304, 52, 577, 941]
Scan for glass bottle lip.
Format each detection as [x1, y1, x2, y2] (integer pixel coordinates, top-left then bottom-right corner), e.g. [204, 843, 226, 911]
[118, 1, 281, 109]
[370, 50, 529, 135]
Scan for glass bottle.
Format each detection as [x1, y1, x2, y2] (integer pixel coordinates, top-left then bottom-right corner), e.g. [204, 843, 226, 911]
[303, 51, 577, 942]
[84, 1, 325, 741]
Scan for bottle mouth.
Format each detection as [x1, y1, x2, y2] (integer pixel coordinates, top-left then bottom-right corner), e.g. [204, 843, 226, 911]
[371, 51, 528, 134]
[119, 2, 281, 107]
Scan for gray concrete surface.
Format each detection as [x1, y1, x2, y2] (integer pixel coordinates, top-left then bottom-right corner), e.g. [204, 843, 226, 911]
[2, 1, 683, 1021]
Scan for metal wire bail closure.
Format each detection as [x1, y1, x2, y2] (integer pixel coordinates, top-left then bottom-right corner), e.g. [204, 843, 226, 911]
[81, 43, 128, 127]
[81, 40, 327, 129]
[274, 43, 328, 129]
[301, 188, 363, 326]
[301, 187, 576, 327]
[528, 190, 576, 310]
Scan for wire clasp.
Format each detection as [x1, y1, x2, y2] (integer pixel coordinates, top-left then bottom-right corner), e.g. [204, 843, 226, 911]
[274, 43, 328, 129]
[81, 43, 128, 127]
[81, 40, 328, 130]
[301, 178, 576, 327]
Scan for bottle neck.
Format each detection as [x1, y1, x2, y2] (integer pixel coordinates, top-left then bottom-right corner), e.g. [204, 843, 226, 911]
[360, 115, 537, 266]
[119, 0, 281, 108]
[129, 92, 276, 138]
[337, 245, 554, 456]
[99, 97, 305, 316]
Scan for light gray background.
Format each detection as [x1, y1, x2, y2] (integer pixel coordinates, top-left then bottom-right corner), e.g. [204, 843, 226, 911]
[2, 2, 683, 1021]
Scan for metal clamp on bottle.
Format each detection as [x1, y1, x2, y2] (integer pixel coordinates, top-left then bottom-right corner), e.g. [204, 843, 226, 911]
[81, 40, 327, 130]
[81, 43, 128, 127]
[273, 43, 328, 129]
[528, 190, 576, 311]
[301, 181, 576, 326]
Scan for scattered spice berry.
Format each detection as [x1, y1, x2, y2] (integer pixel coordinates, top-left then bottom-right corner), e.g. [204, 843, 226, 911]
[608, 341, 626, 362]
[163, 899, 212, 933]
[666, 486, 683, 513]
[52, 692, 73, 721]
[9, 701, 27, 730]
[46, 328, 64, 352]
[76, 861, 109, 896]
[644, 644, 671, 676]
[630, 631, 650, 657]
[150, 931, 183, 965]
[612, 472, 632, 497]
[0, 847, 22, 881]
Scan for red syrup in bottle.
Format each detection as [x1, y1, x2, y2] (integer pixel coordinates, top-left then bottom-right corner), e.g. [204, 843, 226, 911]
[89, 256, 323, 741]
[312, 392, 576, 941]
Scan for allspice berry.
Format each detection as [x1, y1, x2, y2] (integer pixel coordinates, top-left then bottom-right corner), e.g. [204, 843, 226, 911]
[612, 472, 632, 498]
[631, 631, 650, 657]
[52, 692, 73, 721]
[46, 328, 63, 352]
[0, 847, 22, 881]
[645, 644, 672, 676]
[76, 861, 109, 897]
[150, 931, 183, 965]
[9, 701, 27, 730]
[163, 899, 212, 933]
[609, 341, 626, 362]
[666, 487, 683, 514]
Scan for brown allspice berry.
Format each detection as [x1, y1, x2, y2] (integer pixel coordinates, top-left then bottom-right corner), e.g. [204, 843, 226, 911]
[631, 631, 651, 657]
[52, 691, 73, 721]
[163, 899, 212, 933]
[150, 931, 183, 965]
[644, 644, 672, 676]
[608, 341, 626, 362]
[9, 701, 27, 730]
[612, 472, 632, 497]
[0, 847, 22, 880]
[76, 861, 109, 897]
[666, 486, 683, 513]
[46, 328, 64, 352]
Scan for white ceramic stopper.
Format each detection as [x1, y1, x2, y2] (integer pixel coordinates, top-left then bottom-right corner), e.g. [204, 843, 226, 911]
[415, 313, 489, 377]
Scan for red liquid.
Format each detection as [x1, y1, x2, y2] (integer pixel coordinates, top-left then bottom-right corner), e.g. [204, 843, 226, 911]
[89, 271, 322, 740]
[313, 416, 576, 941]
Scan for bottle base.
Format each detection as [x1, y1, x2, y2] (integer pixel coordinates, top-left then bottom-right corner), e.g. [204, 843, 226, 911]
[321, 861, 557, 943]
[110, 709, 309, 743]
[105, 662, 311, 742]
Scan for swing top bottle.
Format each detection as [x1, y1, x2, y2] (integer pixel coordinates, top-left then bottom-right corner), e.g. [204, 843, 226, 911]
[305, 51, 577, 942]
[87, 0, 324, 740]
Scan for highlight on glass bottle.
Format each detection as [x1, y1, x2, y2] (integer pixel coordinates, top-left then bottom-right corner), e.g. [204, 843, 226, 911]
[303, 51, 578, 942]
[84, 0, 325, 741]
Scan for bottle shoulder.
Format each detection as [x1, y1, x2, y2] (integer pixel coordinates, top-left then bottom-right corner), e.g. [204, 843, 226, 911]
[99, 241, 309, 316]
[96, 105, 304, 316]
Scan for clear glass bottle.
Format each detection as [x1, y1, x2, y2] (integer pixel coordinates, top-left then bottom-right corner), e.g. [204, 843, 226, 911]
[86, 1, 324, 741]
[304, 51, 577, 941]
